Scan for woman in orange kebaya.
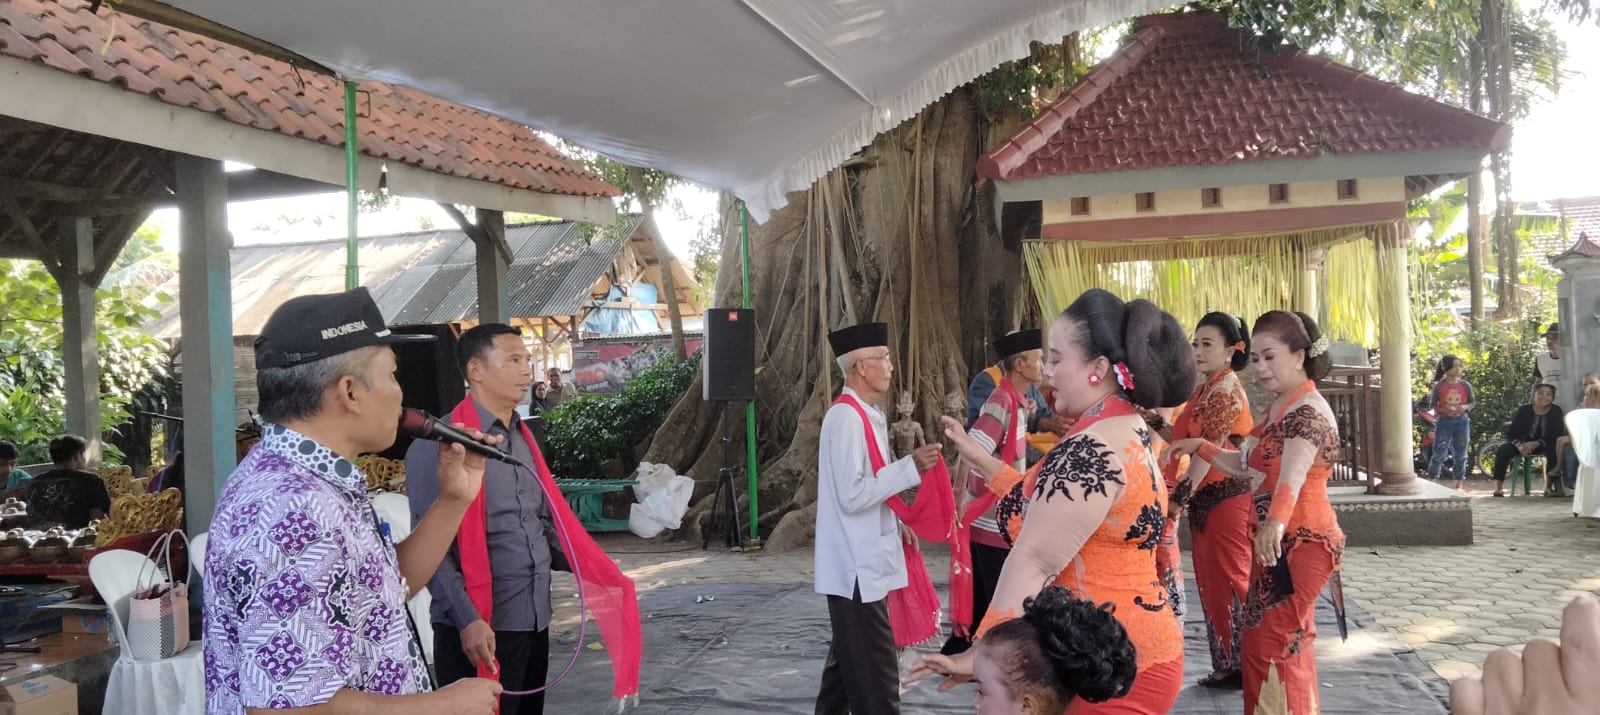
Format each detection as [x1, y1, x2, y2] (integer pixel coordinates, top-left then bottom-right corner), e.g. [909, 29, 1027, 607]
[1152, 312, 1254, 688]
[1171, 310, 1344, 715]
[907, 289, 1194, 714]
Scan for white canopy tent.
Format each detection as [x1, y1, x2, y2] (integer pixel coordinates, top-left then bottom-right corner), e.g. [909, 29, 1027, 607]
[149, 0, 1177, 221]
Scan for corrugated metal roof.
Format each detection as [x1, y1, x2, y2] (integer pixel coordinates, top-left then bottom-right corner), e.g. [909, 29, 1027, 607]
[148, 217, 647, 338]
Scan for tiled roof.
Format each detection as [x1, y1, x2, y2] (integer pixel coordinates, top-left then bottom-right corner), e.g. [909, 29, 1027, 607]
[979, 12, 1510, 181]
[1553, 232, 1600, 261]
[0, 0, 617, 199]
[1554, 197, 1600, 243]
[146, 217, 700, 339]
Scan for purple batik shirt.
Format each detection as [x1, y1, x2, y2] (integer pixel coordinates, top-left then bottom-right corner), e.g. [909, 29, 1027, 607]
[204, 424, 429, 713]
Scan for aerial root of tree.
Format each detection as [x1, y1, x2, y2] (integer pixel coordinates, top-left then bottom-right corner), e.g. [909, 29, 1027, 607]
[641, 88, 1034, 548]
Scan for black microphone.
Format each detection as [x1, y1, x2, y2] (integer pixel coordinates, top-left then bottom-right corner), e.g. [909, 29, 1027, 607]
[397, 408, 521, 465]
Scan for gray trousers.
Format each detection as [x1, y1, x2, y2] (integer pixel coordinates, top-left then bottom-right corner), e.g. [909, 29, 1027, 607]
[815, 583, 899, 715]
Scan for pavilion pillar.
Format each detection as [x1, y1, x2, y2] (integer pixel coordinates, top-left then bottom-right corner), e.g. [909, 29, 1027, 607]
[475, 208, 508, 323]
[177, 155, 235, 531]
[58, 217, 102, 463]
[1374, 225, 1421, 495]
[1298, 247, 1324, 325]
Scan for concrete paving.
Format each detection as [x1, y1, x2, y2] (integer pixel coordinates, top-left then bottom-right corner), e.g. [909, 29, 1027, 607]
[555, 480, 1600, 687]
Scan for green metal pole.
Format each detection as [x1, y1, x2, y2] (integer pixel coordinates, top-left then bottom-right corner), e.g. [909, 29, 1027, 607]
[742, 202, 759, 544]
[344, 80, 359, 290]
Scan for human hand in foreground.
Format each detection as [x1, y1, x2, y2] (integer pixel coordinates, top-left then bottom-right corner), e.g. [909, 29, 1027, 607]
[911, 443, 943, 474]
[940, 417, 987, 463]
[460, 619, 498, 675]
[903, 650, 974, 693]
[1167, 438, 1205, 459]
[437, 423, 502, 506]
[1451, 595, 1600, 715]
[899, 522, 917, 546]
[1253, 518, 1286, 568]
[431, 676, 503, 715]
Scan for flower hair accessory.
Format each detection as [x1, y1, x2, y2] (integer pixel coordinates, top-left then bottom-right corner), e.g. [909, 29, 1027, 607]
[1230, 341, 1247, 353]
[1113, 362, 1136, 391]
[1307, 335, 1330, 359]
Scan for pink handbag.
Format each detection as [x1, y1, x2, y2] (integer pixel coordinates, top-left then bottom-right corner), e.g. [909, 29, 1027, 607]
[126, 530, 191, 660]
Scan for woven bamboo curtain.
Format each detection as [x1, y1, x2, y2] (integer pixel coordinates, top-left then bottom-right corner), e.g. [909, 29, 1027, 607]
[1023, 221, 1398, 346]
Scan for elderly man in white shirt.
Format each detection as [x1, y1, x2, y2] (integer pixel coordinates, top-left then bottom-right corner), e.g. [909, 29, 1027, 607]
[815, 322, 942, 715]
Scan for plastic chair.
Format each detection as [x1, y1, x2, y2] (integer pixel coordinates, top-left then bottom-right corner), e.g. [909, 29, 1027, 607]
[188, 532, 207, 579]
[88, 549, 204, 715]
[1567, 410, 1600, 517]
[1507, 455, 1543, 496]
[371, 492, 435, 665]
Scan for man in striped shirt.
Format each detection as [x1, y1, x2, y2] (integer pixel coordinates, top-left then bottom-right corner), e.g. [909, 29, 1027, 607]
[941, 328, 1042, 656]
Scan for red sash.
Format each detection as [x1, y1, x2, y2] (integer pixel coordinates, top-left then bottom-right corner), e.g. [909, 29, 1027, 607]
[832, 394, 955, 647]
[451, 397, 641, 700]
[949, 377, 1028, 631]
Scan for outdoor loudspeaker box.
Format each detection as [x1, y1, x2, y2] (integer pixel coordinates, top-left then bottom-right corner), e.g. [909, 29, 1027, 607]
[381, 323, 465, 460]
[703, 308, 756, 401]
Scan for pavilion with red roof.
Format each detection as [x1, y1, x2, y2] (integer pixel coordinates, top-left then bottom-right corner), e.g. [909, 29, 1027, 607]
[979, 11, 1510, 496]
[0, 0, 618, 526]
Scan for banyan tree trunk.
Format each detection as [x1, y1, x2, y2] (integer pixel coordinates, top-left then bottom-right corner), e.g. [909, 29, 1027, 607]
[641, 87, 1034, 548]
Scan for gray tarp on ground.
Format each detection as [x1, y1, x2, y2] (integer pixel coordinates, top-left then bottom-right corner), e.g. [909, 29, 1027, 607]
[543, 579, 1449, 714]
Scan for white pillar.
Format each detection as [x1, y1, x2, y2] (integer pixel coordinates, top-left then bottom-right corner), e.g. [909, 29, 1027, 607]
[58, 217, 101, 462]
[178, 155, 235, 531]
[1375, 227, 1421, 495]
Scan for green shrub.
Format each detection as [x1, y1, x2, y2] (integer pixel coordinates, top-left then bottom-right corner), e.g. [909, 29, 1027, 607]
[540, 352, 700, 476]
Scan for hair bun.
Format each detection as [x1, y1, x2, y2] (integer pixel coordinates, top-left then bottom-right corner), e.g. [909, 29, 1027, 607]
[1123, 300, 1195, 408]
[1025, 587, 1138, 703]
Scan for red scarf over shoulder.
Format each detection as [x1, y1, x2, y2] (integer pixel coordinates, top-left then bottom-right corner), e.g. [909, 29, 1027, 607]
[948, 376, 1027, 631]
[832, 393, 956, 647]
[451, 396, 641, 700]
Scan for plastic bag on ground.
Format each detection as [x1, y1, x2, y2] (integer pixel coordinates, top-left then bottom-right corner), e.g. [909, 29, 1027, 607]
[628, 463, 695, 538]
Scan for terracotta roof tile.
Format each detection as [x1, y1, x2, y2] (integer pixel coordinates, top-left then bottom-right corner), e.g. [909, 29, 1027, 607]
[980, 12, 1510, 181]
[1554, 198, 1600, 242]
[1, 0, 616, 199]
[1554, 233, 1600, 260]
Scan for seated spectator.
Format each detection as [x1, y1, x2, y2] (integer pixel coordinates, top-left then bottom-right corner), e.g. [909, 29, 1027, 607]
[1558, 382, 1600, 491]
[0, 441, 29, 491]
[1492, 384, 1567, 498]
[25, 435, 112, 529]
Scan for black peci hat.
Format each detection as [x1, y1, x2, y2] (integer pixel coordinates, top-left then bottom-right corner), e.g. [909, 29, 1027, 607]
[828, 323, 889, 356]
[995, 329, 1042, 360]
[254, 287, 432, 369]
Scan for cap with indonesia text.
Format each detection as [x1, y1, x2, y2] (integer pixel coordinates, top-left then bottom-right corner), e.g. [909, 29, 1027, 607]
[254, 287, 432, 369]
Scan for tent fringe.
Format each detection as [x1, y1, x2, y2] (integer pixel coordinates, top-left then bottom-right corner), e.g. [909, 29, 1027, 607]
[1024, 221, 1401, 347]
[738, 0, 1178, 222]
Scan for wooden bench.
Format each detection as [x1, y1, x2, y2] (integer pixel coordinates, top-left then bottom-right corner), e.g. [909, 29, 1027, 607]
[553, 479, 636, 532]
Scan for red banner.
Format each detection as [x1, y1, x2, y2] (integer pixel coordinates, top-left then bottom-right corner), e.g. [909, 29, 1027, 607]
[573, 338, 703, 393]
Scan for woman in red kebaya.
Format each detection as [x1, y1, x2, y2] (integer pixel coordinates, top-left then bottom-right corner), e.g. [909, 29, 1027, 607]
[1153, 312, 1254, 688]
[1171, 310, 1344, 715]
[908, 289, 1194, 714]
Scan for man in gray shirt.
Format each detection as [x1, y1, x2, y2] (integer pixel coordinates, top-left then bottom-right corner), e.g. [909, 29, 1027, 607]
[408, 323, 567, 715]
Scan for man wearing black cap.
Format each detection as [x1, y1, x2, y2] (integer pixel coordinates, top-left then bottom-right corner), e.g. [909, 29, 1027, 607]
[815, 323, 942, 715]
[940, 328, 1041, 656]
[204, 288, 503, 715]
[1536, 322, 1565, 407]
